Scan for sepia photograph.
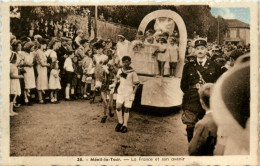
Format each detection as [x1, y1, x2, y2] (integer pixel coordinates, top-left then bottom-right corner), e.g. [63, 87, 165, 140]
[1, 1, 258, 165]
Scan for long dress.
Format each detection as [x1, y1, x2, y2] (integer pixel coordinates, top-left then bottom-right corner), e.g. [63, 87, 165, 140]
[23, 52, 36, 89]
[36, 49, 49, 90]
[49, 69, 61, 90]
[10, 63, 21, 95]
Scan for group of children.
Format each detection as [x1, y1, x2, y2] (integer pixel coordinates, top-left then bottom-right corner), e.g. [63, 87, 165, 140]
[134, 30, 180, 77]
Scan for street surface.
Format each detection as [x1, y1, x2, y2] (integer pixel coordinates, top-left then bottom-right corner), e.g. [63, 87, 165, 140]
[10, 98, 188, 156]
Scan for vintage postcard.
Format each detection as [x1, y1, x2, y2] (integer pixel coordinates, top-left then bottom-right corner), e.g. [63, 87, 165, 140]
[0, 1, 258, 165]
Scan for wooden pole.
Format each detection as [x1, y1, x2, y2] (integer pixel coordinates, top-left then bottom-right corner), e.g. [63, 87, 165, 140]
[95, 5, 98, 39]
[217, 16, 220, 44]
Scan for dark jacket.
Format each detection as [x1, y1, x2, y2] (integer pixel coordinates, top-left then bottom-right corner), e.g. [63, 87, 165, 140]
[188, 112, 218, 156]
[181, 59, 221, 112]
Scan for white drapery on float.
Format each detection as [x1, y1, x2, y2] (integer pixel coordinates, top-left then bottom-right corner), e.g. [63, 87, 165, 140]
[128, 10, 187, 107]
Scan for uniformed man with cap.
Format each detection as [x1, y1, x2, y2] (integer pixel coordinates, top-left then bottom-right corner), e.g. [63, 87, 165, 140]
[180, 38, 221, 142]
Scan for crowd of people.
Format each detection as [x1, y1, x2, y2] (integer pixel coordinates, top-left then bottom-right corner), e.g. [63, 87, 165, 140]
[10, 17, 250, 153]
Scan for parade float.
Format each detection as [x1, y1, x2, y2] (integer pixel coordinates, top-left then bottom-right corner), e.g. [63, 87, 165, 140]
[130, 10, 187, 108]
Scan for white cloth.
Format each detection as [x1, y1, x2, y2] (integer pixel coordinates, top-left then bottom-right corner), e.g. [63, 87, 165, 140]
[23, 52, 36, 89]
[168, 45, 179, 62]
[157, 43, 168, 62]
[116, 68, 139, 96]
[64, 57, 74, 72]
[75, 36, 82, 47]
[116, 40, 130, 62]
[49, 69, 61, 90]
[93, 54, 108, 65]
[10, 64, 21, 95]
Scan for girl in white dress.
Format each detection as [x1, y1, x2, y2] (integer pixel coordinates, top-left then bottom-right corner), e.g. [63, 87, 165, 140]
[10, 53, 23, 116]
[23, 42, 36, 105]
[156, 37, 168, 76]
[49, 61, 61, 103]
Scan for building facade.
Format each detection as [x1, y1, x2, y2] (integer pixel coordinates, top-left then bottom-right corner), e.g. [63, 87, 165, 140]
[224, 19, 250, 46]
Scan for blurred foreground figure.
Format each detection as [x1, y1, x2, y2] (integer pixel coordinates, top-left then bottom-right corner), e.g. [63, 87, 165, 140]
[212, 54, 250, 155]
[189, 83, 217, 156]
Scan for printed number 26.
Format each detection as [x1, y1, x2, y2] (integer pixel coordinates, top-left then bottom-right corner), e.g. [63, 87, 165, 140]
[77, 158, 83, 161]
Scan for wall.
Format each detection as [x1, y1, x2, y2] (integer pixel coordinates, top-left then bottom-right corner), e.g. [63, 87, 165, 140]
[66, 15, 137, 42]
[96, 20, 137, 42]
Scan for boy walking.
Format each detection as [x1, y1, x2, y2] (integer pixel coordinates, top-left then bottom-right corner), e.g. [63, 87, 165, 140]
[110, 56, 139, 133]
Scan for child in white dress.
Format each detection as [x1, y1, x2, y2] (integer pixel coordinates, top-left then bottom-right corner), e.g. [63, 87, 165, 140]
[156, 37, 168, 76]
[10, 52, 23, 116]
[49, 61, 61, 103]
[168, 38, 179, 77]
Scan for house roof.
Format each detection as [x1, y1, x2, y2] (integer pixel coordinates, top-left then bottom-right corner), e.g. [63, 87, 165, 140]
[225, 19, 250, 29]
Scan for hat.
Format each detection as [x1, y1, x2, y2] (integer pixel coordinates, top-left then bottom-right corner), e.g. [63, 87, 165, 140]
[61, 37, 71, 42]
[12, 40, 21, 47]
[195, 39, 207, 48]
[118, 35, 125, 39]
[24, 42, 35, 50]
[38, 38, 48, 45]
[48, 38, 60, 48]
[187, 53, 196, 58]
[34, 35, 42, 40]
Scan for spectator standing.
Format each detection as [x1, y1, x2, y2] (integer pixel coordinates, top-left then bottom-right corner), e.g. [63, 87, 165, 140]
[35, 38, 50, 104]
[188, 83, 217, 156]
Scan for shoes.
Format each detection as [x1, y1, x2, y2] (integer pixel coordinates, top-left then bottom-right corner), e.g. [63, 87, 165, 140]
[13, 103, 21, 108]
[51, 98, 55, 103]
[39, 100, 45, 104]
[115, 123, 123, 132]
[10, 112, 18, 116]
[65, 98, 72, 101]
[121, 126, 128, 133]
[101, 116, 107, 123]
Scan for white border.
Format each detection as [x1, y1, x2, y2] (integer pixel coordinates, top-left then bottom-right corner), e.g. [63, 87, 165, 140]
[1, 1, 258, 165]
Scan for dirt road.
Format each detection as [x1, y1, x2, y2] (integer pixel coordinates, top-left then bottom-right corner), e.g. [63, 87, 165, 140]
[10, 98, 188, 156]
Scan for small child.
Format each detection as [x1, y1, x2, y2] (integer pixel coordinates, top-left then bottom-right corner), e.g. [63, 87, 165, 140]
[110, 56, 140, 133]
[168, 38, 180, 77]
[81, 50, 94, 99]
[49, 61, 61, 103]
[156, 37, 167, 77]
[63, 50, 75, 100]
[71, 56, 81, 100]
[10, 52, 23, 116]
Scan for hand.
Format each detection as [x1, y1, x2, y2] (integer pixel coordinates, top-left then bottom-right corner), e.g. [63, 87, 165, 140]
[77, 75, 81, 79]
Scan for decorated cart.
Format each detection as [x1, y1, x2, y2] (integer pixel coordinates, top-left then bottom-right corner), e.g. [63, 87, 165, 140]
[129, 10, 187, 107]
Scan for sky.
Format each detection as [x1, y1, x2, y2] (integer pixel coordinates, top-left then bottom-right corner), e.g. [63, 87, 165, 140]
[211, 8, 250, 24]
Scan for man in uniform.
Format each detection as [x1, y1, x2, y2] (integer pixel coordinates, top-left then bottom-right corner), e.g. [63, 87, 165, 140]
[180, 38, 221, 142]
